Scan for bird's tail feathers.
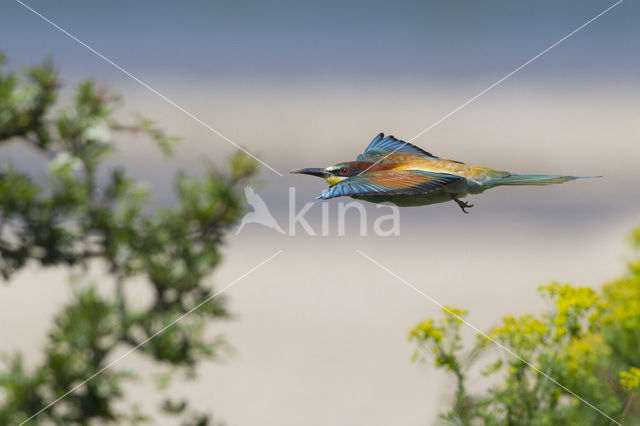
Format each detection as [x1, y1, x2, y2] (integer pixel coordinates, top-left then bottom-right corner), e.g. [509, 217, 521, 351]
[486, 174, 599, 187]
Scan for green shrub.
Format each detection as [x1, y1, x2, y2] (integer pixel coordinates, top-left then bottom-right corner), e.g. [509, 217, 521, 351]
[410, 230, 640, 425]
[0, 53, 256, 425]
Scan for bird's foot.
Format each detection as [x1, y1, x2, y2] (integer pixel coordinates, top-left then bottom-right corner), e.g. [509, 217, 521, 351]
[453, 197, 474, 214]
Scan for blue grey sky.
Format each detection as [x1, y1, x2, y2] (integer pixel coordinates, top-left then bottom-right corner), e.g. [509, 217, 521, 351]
[2, 0, 638, 83]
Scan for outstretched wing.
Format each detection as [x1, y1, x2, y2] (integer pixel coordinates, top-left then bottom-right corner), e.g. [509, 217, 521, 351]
[316, 170, 462, 200]
[357, 133, 438, 161]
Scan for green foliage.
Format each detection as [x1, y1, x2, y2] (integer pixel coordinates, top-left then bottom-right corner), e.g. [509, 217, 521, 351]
[409, 307, 475, 425]
[410, 230, 640, 425]
[0, 54, 256, 424]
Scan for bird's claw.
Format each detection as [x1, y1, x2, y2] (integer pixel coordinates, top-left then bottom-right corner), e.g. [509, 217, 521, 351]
[453, 198, 474, 214]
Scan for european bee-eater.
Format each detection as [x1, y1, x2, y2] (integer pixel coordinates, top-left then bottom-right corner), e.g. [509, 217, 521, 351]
[292, 133, 594, 213]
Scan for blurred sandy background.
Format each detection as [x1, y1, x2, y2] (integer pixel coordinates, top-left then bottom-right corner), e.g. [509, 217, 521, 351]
[1, 0, 639, 424]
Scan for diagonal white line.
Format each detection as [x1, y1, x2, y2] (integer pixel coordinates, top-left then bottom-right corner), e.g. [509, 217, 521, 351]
[408, 0, 623, 143]
[18, 250, 284, 426]
[356, 249, 622, 426]
[14, 0, 283, 177]
[357, 0, 624, 176]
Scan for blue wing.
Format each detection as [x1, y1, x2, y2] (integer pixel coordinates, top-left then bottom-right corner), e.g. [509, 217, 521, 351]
[356, 133, 438, 161]
[315, 170, 462, 200]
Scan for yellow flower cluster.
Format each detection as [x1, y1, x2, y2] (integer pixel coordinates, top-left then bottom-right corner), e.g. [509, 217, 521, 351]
[489, 314, 547, 350]
[539, 282, 598, 335]
[601, 277, 640, 327]
[564, 333, 609, 374]
[408, 225, 640, 422]
[408, 319, 443, 343]
[442, 306, 468, 324]
[620, 367, 640, 392]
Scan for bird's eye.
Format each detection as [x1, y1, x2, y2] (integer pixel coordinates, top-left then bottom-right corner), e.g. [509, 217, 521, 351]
[340, 167, 349, 175]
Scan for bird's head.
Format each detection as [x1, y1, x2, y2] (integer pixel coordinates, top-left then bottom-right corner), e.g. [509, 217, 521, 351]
[291, 161, 371, 186]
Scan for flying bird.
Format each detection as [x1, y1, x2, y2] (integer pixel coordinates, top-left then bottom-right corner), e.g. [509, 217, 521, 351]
[291, 133, 594, 213]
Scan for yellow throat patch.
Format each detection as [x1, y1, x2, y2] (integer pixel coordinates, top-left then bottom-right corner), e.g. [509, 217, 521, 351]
[324, 175, 348, 186]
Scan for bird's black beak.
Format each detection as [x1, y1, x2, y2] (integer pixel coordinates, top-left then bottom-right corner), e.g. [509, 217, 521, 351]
[290, 168, 329, 178]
